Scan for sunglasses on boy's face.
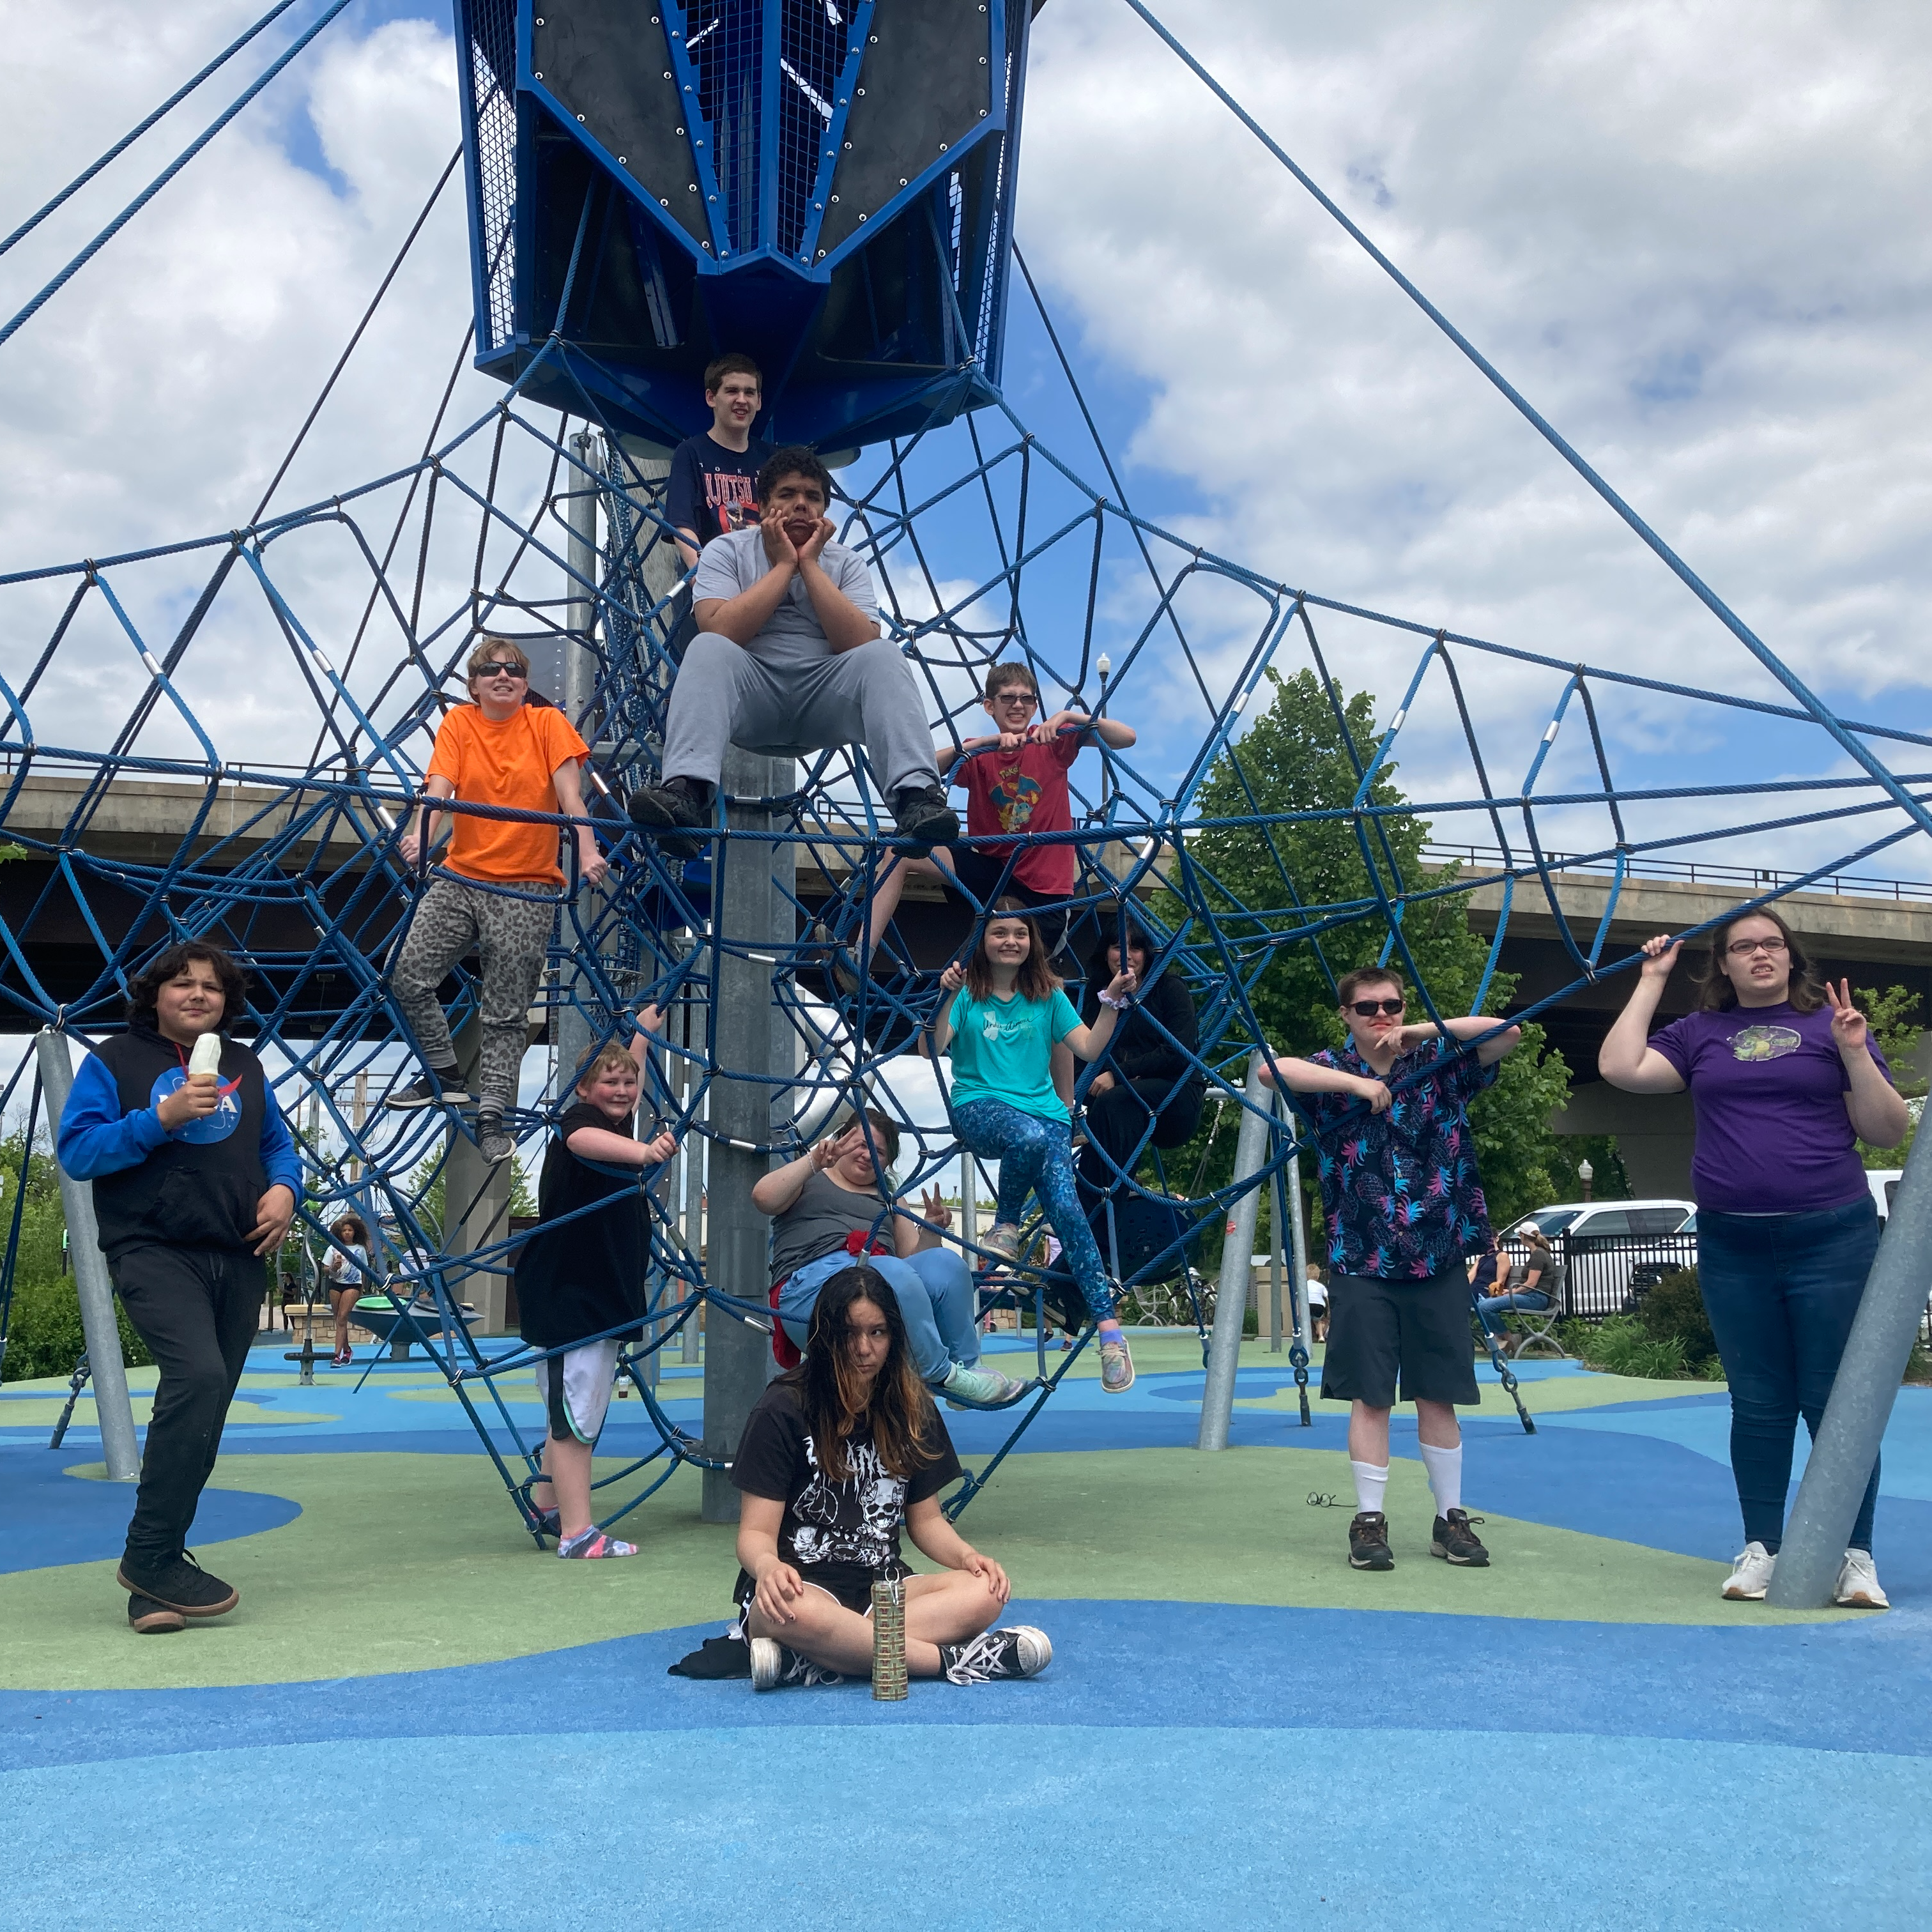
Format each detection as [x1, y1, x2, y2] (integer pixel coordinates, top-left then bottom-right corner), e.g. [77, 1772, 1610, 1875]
[472, 663, 528, 680]
[991, 689, 1038, 710]
[1348, 998, 1405, 1018]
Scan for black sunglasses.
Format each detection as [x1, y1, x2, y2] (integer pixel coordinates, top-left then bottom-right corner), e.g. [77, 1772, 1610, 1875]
[472, 662, 528, 680]
[1348, 997, 1404, 1018]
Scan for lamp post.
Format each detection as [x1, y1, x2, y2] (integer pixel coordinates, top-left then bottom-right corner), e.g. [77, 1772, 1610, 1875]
[1578, 1158, 1595, 1203]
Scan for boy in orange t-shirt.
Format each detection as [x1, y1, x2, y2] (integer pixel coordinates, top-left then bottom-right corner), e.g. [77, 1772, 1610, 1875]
[388, 638, 605, 1164]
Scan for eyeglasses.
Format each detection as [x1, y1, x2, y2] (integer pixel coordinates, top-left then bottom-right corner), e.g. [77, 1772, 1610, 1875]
[472, 663, 528, 680]
[992, 691, 1038, 709]
[1726, 936, 1788, 957]
[1349, 998, 1405, 1018]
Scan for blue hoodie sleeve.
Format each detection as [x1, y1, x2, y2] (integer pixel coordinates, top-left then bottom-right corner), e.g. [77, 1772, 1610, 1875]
[257, 1087, 303, 1196]
[56, 1052, 169, 1181]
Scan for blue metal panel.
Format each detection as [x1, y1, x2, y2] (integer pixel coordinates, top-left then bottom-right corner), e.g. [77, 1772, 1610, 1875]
[457, 0, 1032, 447]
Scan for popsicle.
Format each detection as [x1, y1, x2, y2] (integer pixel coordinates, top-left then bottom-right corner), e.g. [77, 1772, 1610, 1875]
[188, 1032, 223, 1078]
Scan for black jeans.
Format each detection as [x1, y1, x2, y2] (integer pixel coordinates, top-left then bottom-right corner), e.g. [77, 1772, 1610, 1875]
[1076, 1077, 1204, 1215]
[1697, 1199, 1882, 1554]
[111, 1245, 265, 1574]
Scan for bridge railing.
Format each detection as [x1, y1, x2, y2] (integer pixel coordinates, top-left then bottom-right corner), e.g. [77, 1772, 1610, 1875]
[1421, 842, 1932, 905]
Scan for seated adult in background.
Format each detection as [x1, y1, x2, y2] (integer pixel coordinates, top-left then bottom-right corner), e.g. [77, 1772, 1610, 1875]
[666, 353, 772, 569]
[751, 1107, 1027, 1407]
[1073, 916, 1204, 1218]
[733, 1266, 1053, 1690]
[627, 447, 957, 858]
[1476, 1230, 1555, 1356]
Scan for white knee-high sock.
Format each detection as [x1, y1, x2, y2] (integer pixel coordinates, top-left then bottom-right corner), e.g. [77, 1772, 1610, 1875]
[1420, 1441, 1463, 1517]
[1350, 1459, 1389, 1515]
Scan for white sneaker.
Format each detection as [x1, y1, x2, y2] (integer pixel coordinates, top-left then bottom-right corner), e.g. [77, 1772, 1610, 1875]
[1833, 1549, 1890, 1609]
[940, 1361, 1029, 1408]
[1722, 1541, 1777, 1600]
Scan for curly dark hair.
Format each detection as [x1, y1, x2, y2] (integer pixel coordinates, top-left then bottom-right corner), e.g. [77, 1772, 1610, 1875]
[126, 941, 248, 1031]
[782, 1266, 938, 1483]
[755, 444, 832, 505]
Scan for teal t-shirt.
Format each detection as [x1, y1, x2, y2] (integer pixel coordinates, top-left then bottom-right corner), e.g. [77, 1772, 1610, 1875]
[946, 986, 1082, 1123]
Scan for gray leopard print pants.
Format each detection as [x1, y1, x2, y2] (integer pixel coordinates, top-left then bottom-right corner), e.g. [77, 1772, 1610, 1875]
[392, 872, 556, 1112]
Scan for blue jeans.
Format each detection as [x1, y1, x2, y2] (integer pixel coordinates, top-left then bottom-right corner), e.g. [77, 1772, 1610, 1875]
[1697, 1199, 1882, 1555]
[953, 1099, 1117, 1321]
[774, 1248, 979, 1385]
[1476, 1291, 1552, 1340]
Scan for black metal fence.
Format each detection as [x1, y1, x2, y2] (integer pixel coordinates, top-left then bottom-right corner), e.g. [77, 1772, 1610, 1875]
[1503, 1230, 1699, 1322]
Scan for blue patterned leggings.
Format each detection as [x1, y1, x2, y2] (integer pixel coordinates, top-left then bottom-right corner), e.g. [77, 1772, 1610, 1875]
[953, 1100, 1117, 1322]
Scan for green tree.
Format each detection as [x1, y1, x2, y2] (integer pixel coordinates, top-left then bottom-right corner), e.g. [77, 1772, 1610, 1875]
[1856, 983, 1924, 1170]
[1, 1126, 153, 1382]
[404, 1149, 537, 1245]
[1154, 667, 1575, 1264]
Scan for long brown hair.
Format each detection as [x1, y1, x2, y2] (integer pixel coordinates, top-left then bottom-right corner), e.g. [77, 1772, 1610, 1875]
[965, 898, 1062, 1004]
[1693, 904, 1823, 1014]
[786, 1266, 937, 1482]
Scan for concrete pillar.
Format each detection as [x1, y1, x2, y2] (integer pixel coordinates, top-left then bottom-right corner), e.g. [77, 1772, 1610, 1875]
[1548, 1084, 1697, 1199]
[700, 746, 789, 1520]
[35, 1031, 140, 1480]
[444, 1015, 512, 1333]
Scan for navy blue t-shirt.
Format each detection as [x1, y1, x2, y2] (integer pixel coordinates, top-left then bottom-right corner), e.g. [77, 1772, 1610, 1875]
[666, 433, 772, 549]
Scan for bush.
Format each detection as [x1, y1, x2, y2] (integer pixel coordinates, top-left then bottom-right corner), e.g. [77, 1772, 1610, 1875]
[1636, 1268, 1719, 1374]
[2, 1273, 153, 1383]
[1570, 1314, 1722, 1381]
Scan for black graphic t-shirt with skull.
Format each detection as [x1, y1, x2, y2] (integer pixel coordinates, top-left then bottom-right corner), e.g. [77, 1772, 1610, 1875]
[730, 1381, 962, 1577]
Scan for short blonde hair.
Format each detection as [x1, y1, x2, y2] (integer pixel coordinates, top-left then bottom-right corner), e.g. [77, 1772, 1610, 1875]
[466, 636, 530, 682]
[572, 1041, 640, 1093]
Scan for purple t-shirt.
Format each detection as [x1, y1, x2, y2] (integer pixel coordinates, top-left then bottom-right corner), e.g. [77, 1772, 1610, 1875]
[1650, 1002, 1890, 1213]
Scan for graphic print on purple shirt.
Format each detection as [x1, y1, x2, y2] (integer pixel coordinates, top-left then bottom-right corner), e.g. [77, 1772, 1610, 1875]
[1301, 1037, 1499, 1278]
[1650, 1002, 1892, 1213]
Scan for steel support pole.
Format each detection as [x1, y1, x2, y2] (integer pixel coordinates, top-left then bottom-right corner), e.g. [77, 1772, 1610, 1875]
[35, 1031, 140, 1480]
[1766, 1123, 1932, 1606]
[1197, 1052, 1272, 1452]
[700, 746, 785, 1520]
[555, 427, 604, 1100]
[1286, 1143, 1312, 1347]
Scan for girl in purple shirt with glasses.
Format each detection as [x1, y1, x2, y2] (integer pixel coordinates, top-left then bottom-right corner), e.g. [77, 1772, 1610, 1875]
[1600, 905, 1906, 1610]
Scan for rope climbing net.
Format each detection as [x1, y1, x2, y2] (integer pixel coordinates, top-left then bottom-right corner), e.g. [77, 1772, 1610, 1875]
[4, 0, 1927, 1534]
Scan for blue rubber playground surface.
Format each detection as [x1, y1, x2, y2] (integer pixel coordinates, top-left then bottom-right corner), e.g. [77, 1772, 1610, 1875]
[4, 1335, 1931, 1929]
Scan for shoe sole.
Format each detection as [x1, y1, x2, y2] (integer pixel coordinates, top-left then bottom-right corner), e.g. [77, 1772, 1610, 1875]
[1835, 1590, 1889, 1609]
[1349, 1552, 1395, 1570]
[1430, 1544, 1490, 1567]
[128, 1606, 187, 1635]
[116, 1567, 239, 1618]
[1721, 1584, 1769, 1600]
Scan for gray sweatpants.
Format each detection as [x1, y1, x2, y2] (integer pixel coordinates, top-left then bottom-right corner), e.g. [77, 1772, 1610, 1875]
[392, 872, 556, 1110]
[661, 632, 939, 797]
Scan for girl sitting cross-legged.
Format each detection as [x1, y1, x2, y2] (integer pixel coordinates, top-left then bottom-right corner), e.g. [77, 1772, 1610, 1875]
[931, 899, 1141, 1393]
[732, 1266, 1052, 1689]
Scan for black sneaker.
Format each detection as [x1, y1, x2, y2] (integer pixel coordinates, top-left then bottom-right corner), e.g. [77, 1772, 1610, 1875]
[889, 783, 960, 854]
[939, 1626, 1052, 1683]
[127, 1593, 185, 1636]
[116, 1551, 240, 1618]
[385, 1069, 471, 1110]
[1348, 1510, 1395, 1571]
[1431, 1509, 1491, 1567]
[475, 1112, 515, 1166]
[627, 776, 711, 857]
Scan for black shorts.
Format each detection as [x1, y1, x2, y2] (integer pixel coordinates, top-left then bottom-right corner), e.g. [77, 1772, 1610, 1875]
[1321, 1268, 1481, 1409]
[733, 1559, 907, 1617]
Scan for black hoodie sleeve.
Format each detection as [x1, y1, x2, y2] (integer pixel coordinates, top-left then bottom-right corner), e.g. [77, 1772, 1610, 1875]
[1100, 972, 1200, 1085]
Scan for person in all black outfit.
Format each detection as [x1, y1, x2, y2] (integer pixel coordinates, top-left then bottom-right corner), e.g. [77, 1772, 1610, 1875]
[1074, 916, 1204, 1216]
[518, 1015, 677, 1558]
[56, 942, 302, 1634]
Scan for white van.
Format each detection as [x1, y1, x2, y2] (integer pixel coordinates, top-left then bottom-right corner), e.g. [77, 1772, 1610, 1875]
[1501, 1200, 1697, 1318]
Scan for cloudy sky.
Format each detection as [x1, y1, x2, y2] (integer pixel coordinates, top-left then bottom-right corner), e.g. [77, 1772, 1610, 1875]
[3, 0, 1929, 1145]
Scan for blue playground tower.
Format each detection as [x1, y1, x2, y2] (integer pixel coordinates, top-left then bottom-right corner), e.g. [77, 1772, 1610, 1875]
[454, 0, 1036, 450]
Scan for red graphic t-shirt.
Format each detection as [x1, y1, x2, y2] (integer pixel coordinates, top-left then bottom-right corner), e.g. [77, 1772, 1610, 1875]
[956, 733, 1082, 893]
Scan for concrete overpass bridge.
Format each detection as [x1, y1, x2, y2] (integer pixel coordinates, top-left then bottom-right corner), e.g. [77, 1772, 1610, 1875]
[6, 778, 1928, 1198]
